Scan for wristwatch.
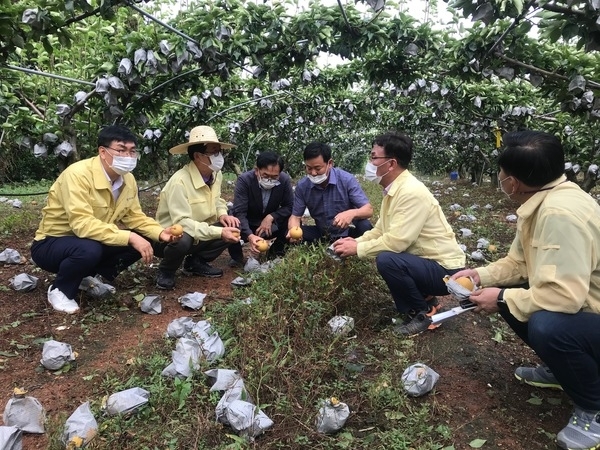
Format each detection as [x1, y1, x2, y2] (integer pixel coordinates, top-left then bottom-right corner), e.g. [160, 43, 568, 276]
[496, 288, 508, 312]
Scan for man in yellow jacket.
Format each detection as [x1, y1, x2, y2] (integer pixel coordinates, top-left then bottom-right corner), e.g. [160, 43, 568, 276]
[332, 131, 465, 336]
[453, 130, 600, 450]
[154, 126, 241, 290]
[31, 125, 180, 314]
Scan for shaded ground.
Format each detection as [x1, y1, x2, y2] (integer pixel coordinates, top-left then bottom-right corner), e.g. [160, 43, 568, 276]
[0, 184, 572, 449]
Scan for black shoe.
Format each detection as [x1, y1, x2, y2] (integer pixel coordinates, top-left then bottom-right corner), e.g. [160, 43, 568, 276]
[228, 257, 245, 268]
[183, 258, 223, 278]
[156, 271, 175, 290]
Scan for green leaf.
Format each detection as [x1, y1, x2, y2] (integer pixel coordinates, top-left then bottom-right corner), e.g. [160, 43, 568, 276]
[527, 396, 543, 405]
[469, 439, 487, 448]
[134, 293, 145, 302]
[512, 0, 524, 14]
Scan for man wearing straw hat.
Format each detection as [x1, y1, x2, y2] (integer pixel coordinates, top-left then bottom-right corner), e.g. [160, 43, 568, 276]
[154, 126, 241, 290]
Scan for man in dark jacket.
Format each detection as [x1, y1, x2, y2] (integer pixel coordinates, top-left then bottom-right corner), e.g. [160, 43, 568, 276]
[229, 151, 294, 263]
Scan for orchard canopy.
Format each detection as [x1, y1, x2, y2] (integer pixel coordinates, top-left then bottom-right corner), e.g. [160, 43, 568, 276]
[1, 0, 600, 188]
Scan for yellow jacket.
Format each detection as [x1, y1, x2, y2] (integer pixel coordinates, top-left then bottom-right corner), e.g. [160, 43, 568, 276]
[155, 161, 228, 242]
[34, 156, 163, 245]
[477, 175, 600, 321]
[356, 170, 465, 269]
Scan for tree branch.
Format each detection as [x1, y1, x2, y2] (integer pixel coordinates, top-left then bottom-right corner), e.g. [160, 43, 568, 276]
[539, 2, 586, 16]
[494, 52, 600, 89]
[63, 7, 103, 27]
[16, 91, 45, 119]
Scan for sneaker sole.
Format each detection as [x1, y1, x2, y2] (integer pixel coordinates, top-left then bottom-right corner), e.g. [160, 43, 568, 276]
[514, 373, 563, 390]
[156, 283, 175, 290]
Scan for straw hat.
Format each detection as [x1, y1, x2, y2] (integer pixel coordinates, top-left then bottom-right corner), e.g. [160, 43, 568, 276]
[169, 125, 236, 155]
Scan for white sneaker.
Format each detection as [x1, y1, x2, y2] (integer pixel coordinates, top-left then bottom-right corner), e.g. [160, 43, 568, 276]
[78, 276, 116, 298]
[47, 286, 80, 314]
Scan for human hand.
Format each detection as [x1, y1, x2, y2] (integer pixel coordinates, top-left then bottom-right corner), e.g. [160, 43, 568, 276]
[451, 269, 481, 286]
[469, 287, 502, 314]
[129, 232, 154, 264]
[255, 215, 274, 238]
[332, 237, 358, 257]
[219, 214, 241, 228]
[332, 210, 355, 229]
[221, 227, 242, 243]
[159, 228, 183, 244]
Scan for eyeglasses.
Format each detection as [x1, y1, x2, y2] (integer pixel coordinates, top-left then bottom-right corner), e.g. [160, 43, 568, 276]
[259, 174, 280, 181]
[104, 146, 138, 157]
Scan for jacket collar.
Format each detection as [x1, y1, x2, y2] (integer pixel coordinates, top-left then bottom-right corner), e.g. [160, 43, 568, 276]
[516, 175, 569, 219]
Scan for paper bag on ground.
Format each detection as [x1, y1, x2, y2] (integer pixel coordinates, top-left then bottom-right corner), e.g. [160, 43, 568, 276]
[315, 397, 350, 434]
[104, 387, 150, 415]
[40, 340, 76, 371]
[0, 426, 22, 450]
[10, 273, 38, 292]
[165, 317, 195, 338]
[401, 363, 440, 397]
[62, 402, 97, 447]
[2, 389, 46, 434]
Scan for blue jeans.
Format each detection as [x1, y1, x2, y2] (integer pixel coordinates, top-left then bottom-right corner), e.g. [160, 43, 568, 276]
[501, 309, 600, 410]
[31, 236, 142, 299]
[376, 251, 463, 313]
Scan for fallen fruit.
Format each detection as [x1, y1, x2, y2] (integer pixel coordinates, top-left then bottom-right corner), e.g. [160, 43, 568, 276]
[256, 239, 269, 252]
[170, 224, 184, 236]
[456, 276, 474, 291]
[488, 244, 497, 252]
[289, 226, 303, 239]
[232, 230, 240, 237]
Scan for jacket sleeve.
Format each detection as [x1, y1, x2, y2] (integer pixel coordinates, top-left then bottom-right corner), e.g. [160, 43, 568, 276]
[120, 185, 163, 241]
[163, 179, 223, 241]
[356, 188, 429, 258]
[232, 174, 253, 237]
[479, 212, 593, 321]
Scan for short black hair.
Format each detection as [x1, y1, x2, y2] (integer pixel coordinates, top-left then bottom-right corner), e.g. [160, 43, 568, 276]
[498, 130, 564, 187]
[303, 142, 331, 162]
[187, 143, 207, 161]
[256, 151, 284, 171]
[98, 125, 137, 148]
[372, 131, 413, 168]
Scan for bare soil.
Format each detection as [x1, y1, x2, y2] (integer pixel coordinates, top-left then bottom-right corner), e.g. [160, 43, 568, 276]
[0, 188, 571, 449]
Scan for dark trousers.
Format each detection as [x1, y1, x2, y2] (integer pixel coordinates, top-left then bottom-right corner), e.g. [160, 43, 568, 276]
[500, 308, 600, 411]
[376, 251, 463, 313]
[228, 221, 288, 260]
[31, 236, 141, 299]
[302, 218, 373, 244]
[154, 232, 230, 274]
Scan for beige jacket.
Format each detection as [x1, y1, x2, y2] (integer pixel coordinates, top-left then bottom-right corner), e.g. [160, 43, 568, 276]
[477, 175, 600, 321]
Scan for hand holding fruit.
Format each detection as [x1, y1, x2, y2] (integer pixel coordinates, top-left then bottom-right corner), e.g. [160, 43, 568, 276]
[222, 227, 241, 243]
[287, 226, 303, 242]
[255, 239, 270, 253]
[160, 224, 184, 243]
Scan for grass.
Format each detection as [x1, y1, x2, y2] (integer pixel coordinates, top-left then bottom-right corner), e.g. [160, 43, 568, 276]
[3, 175, 522, 449]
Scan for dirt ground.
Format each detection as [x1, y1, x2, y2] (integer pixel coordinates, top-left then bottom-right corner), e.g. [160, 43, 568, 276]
[0, 193, 572, 449]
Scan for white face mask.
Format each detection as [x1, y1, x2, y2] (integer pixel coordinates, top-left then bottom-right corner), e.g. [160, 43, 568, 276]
[207, 153, 224, 172]
[364, 159, 390, 183]
[307, 168, 329, 185]
[258, 177, 280, 190]
[110, 155, 137, 175]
